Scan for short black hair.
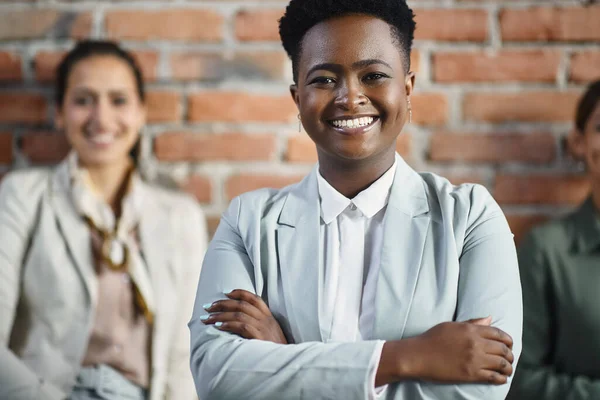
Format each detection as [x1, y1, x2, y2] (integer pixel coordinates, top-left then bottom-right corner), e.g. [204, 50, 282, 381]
[55, 40, 145, 108]
[279, 0, 416, 82]
[575, 79, 600, 134]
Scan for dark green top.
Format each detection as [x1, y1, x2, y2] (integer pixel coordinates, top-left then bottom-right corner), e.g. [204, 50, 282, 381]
[508, 197, 600, 400]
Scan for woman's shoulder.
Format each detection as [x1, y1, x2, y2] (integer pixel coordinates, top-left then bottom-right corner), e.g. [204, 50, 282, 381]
[0, 167, 53, 201]
[418, 171, 501, 223]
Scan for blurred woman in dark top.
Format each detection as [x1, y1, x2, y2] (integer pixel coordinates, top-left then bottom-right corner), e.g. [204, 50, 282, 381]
[508, 79, 600, 400]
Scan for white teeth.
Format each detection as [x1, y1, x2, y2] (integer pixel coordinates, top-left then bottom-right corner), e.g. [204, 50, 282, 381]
[88, 135, 115, 145]
[331, 117, 374, 128]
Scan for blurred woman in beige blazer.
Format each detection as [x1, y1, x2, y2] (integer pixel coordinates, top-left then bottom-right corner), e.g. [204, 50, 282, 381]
[0, 40, 207, 400]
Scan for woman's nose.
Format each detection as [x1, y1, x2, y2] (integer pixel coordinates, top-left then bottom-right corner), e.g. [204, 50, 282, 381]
[334, 83, 368, 111]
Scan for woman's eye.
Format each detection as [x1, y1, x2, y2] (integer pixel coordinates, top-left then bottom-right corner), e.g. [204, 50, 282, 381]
[363, 73, 388, 82]
[74, 96, 92, 106]
[310, 77, 336, 85]
[112, 97, 128, 106]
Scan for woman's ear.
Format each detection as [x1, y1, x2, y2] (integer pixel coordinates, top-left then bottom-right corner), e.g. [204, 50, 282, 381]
[405, 71, 415, 97]
[566, 129, 586, 160]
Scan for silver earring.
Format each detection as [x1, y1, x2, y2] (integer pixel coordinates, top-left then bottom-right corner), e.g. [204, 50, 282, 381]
[298, 114, 302, 133]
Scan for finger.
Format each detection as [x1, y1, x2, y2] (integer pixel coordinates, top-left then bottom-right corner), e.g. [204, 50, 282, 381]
[226, 289, 271, 316]
[214, 321, 262, 341]
[481, 355, 513, 377]
[466, 316, 492, 326]
[483, 340, 514, 363]
[477, 369, 508, 385]
[478, 326, 513, 349]
[201, 311, 259, 326]
[205, 299, 263, 319]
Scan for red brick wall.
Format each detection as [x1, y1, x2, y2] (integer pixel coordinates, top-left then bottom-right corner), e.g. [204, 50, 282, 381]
[0, 1, 599, 241]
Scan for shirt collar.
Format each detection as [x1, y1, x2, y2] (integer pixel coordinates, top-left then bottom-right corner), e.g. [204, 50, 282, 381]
[317, 159, 397, 224]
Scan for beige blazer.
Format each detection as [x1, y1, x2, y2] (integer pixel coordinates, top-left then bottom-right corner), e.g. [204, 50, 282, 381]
[190, 154, 523, 400]
[0, 161, 207, 400]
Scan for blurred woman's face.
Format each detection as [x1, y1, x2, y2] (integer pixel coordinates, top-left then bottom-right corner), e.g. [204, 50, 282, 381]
[56, 55, 146, 168]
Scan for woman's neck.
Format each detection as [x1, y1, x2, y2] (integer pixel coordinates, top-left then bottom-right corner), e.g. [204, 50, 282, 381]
[318, 149, 396, 198]
[83, 159, 134, 214]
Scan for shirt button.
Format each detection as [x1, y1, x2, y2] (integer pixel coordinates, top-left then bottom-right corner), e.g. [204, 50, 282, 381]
[350, 203, 357, 211]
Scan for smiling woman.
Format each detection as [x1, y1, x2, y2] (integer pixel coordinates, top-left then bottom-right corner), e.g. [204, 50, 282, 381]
[188, 1, 522, 399]
[0, 41, 207, 400]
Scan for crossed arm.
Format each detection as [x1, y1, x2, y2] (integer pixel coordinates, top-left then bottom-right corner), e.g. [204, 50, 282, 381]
[189, 193, 523, 400]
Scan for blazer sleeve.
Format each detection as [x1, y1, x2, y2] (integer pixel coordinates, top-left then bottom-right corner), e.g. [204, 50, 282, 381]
[188, 196, 384, 400]
[165, 197, 208, 400]
[507, 231, 600, 400]
[391, 185, 523, 399]
[0, 173, 65, 400]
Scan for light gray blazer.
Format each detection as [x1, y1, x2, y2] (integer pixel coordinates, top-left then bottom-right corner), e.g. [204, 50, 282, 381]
[189, 154, 523, 400]
[0, 161, 207, 400]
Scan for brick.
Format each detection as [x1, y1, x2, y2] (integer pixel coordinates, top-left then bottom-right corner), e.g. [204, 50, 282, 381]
[21, 132, 70, 164]
[494, 175, 590, 205]
[285, 133, 410, 163]
[414, 9, 488, 42]
[232, 51, 288, 81]
[155, 132, 277, 162]
[0, 93, 47, 124]
[188, 92, 296, 123]
[34, 50, 158, 83]
[429, 133, 556, 164]
[235, 9, 284, 41]
[500, 6, 600, 42]
[505, 214, 550, 246]
[0, 10, 91, 40]
[170, 51, 288, 81]
[225, 174, 304, 200]
[181, 175, 212, 204]
[411, 93, 448, 126]
[0, 52, 22, 81]
[570, 51, 600, 84]
[146, 91, 181, 123]
[34, 51, 65, 83]
[0, 133, 12, 164]
[170, 53, 224, 81]
[106, 10, 224, 42]
[463, 92, 580, 123]
[433, 51, 560, 83]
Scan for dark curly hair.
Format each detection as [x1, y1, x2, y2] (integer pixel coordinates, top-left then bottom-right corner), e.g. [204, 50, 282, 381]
[279, 0, 416, 82]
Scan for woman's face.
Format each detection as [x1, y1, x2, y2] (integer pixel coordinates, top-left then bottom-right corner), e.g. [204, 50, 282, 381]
[571, 102, 600, 181]
[56, 55, 146, 168]
[290, 14, 414, 166]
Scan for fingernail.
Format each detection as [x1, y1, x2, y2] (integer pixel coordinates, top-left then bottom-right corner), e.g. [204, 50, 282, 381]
[223, 289, 234, 295]
[200, 315, 209, 321]
[215, 322, 223, 327]
[202, 303, 213, 310]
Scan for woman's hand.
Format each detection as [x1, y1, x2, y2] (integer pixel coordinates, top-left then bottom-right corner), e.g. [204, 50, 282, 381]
[377, 317, 515, 386]
[201, 289, 288, 344]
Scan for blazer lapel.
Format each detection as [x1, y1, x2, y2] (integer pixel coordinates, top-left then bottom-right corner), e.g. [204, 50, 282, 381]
[374, 155, 431, 341]
[276, 168, 323, 342]
[50, 162, 98, 308]
[138, 187, 171, 321]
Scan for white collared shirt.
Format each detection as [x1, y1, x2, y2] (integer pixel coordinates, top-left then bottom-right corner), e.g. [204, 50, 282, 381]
[317, 159, 397, 398]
